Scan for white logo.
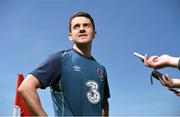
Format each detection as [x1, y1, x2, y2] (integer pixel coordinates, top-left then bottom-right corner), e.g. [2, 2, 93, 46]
[86, 80, 100, 104]
[73, 65, 81, 72]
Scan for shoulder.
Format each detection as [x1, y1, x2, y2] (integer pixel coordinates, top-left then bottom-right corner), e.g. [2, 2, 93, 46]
[48, 49, 72, 61]
[34, 49, 71, 71]
[96, 61, 108, 76]
[93, 57, 106, 70]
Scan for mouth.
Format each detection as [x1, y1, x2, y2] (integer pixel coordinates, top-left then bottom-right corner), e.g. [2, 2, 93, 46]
[79, 34, 88, 38]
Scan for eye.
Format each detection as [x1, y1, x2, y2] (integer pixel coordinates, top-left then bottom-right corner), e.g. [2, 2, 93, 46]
[84, 23, 91, 28]
[73, 24, 80, 30]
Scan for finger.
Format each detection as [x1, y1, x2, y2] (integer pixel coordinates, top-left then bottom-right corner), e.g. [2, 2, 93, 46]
[144, 54, 149, 66]
[176, 90, 180, 96]
[162, 75, 170, 87]
[159, 77, 165, 86]
[177, 92, 180, 96]
[164, 74, 169, 79]
[147, 56, 159, 68]
[163, 75, 173, 88]
[162, 75, 169, 82]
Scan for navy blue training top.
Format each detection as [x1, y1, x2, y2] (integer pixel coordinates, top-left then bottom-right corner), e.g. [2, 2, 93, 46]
[30, 49, 110, 116]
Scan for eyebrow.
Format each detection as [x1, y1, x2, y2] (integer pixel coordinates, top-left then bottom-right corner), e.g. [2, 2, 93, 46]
[72, 23, 91, 28]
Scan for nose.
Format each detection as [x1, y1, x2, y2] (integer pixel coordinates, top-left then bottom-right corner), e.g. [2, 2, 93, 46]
[79, 25, 85, 33]
[79, 25, 85, 30]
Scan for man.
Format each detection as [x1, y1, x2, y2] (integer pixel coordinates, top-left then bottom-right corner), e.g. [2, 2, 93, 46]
[18, 12, 110, 116]
[144, 54, 180, 95]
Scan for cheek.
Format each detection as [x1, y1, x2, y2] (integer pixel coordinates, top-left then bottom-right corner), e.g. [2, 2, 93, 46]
[90, 31, 96, 38]
[73, 31, 79, 36]
[70, 32, 78, 37]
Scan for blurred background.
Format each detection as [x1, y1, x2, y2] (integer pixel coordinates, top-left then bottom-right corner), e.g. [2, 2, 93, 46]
[1, 0, 180, 116]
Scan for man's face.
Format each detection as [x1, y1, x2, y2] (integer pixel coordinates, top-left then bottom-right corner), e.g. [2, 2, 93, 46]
[69, 17, 96, 45]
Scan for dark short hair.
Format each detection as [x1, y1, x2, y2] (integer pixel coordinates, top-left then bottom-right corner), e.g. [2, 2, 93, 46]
[69, 12, 95, 32]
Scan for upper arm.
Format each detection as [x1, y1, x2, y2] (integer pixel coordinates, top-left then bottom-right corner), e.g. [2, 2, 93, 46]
[20, 74, 41, 90]
[102, 99, 109, 116]
[102, 67, 110, 116]
[103, 67, 110, 100]
[30, 52, 61, 89]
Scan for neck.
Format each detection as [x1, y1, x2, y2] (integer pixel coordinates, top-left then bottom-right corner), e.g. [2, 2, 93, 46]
[73, 44, 92, 58]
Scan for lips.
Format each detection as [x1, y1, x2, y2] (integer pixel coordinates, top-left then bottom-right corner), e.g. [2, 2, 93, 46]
[79, 34, 88, 37]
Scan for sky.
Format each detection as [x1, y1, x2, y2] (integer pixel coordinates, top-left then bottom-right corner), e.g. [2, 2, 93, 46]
[1, 0, 180, 116]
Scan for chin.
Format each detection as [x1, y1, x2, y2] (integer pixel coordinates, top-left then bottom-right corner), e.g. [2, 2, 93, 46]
[76, 41, 92, 45]
[77, 39, 92, 43]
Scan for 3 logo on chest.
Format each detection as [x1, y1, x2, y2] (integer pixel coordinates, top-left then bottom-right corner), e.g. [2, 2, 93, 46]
[85, 68, 105, 104]
[86, 80, 101, 104]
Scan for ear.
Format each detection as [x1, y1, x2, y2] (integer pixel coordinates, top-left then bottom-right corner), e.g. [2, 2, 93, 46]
[93, 30, 97, 39]
[94, 30, 97, 35]
[68, 32, 73, 41]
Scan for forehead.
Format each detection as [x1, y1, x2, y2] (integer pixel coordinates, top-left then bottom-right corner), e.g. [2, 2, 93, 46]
[71, 17, 92, 25]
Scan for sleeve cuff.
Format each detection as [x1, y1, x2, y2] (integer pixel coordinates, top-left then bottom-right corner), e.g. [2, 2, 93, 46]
[178, 58, 180, 70]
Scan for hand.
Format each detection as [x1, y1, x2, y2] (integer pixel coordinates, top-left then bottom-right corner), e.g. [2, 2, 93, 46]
[159, 75, 180, 96]
[159, 75, 174, 88]
[150, 55, 171, 69]
[169, 88, 180, 96]
[144, 54, 171, 69]
[144, 54, 158, 67]
[144, 54, 179, 69]
[177, 90, 180, 96]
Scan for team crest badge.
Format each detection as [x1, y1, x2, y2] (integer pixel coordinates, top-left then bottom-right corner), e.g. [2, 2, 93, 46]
[97, 68, 104, 81]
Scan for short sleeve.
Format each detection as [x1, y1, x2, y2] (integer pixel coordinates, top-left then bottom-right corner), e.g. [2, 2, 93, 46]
[30, 52, 61, 89]
[103, 68, 110, 100]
